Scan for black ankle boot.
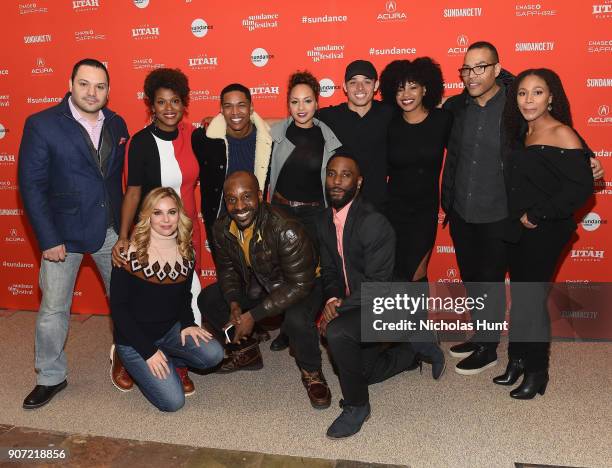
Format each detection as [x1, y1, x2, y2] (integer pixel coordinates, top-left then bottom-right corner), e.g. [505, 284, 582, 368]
[493, 358, 525, 386]
[510, 370, 549, 399]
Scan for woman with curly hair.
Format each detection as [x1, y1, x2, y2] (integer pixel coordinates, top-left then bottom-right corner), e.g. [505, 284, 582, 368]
[379, 57, 452, 378]
[110, 68, 203, 393]
[110, 187, 223, 411]
[495, 69, 593, 399]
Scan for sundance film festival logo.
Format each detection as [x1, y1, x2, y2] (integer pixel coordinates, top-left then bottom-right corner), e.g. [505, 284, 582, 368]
[571, 247, 605, 262]
[72, 0, 100, 12]
[307, 44, 344, 63]
[581, 212, 607, 232]
[75, 29, 106, 41]
[587, 39, 612, 53]
[377, 1, 408, 21]
[587, 78, 612, 87]
[592, 2, 612, 19]
[588, 104, 612, 126]
[19, 3, 48, 14]
[188, 55, 218, 70]
[32, 57, 53, 75]
[443, 7, 483, 17]
[594, 179, 612, 196]
[132, 58, 164, 70]
[0, 153, 15, 166]
[515, 41, 554, 52]
[24, 34, 52, 44]
[448, 34, 469, 55]
[132, 25, 159, 40]
[0, 95, 9, 108]
[515, 3, 556, 17]
[242, 13, 279, 31]
[8, 284, 34, 296]
[5, 228, 25, 243]
[191, 18, 212, 38]
[250, 84, 280, 100]
[319, 78, 340, 98]
[251, 48, 273, 67]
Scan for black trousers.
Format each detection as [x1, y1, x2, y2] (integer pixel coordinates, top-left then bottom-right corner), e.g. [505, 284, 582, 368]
[198, 280, 324, 372]
[449, 211, 508, 349]
[326, 307, 417, 406]
[507, 220, 574, 372]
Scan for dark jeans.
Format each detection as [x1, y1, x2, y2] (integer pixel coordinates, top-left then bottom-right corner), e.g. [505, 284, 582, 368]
[198, 279, 324, 371]
[116, 322, 224, 412]
[449, 210, 508, 349]
[507, 220, 574, 372]
[326, 307, 417, 406]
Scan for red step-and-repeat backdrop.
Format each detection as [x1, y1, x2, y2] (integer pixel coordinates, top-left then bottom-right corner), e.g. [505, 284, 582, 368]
[1, 1, 610, 329]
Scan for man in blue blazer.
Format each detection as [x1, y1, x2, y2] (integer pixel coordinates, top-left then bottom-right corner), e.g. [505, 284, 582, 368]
[18, 59, 129, 409]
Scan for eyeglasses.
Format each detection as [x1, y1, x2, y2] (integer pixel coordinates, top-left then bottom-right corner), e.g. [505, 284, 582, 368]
[458, 63, 498, 77]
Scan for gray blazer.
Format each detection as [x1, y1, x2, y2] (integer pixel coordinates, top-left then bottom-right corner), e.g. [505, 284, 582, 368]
[269, 117, 342, 206]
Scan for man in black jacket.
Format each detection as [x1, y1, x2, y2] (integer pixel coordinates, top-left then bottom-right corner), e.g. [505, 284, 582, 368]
[318, 154, 417, 439]
[197, 171, 331, 409]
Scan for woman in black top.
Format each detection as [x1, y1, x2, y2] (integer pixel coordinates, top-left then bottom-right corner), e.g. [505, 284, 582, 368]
[380, 58, 452, 282]
[496, 69, 593, 399]
[110, 187, 223, 411]
[379, 58, 451, 378]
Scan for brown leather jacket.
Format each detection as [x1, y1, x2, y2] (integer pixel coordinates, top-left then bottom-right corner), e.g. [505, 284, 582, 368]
[212, 203, 317, 321]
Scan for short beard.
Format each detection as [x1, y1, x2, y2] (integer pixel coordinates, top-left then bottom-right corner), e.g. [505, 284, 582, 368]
[328, 185, 358, 210]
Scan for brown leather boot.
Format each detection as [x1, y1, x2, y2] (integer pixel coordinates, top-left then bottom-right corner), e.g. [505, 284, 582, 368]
[217, 339, 263, 373]
[110, 344, 133, 392]
[176, 367, 195, 396]
[300, 368, 331, 409]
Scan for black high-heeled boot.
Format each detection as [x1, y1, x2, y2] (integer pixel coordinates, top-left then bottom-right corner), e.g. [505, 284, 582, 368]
[493, 358, 525, 386]
[510, 370, 549, 399]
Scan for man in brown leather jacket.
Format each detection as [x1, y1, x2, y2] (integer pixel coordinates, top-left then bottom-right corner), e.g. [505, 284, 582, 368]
[197, 171, 331, 409]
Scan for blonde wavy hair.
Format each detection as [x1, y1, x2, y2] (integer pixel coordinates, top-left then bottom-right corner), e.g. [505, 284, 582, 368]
[131, 187, 194, 265]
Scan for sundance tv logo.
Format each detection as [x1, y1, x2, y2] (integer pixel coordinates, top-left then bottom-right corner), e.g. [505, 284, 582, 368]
[191, 18, 212, 38]
[587, 104, 612, 126]
[515, 41, 554, 52]
[251, 48, 273, 67]
[132, 25, 159, 40]
[319, 78, 340, 98]
[72, 0, 100, 12]
[24, 34, 51, 44]
[587, 78, 612, 87]
[443, 7, 483, 17]
[377, 1, 408, 21]
[448, 34, 469, 55]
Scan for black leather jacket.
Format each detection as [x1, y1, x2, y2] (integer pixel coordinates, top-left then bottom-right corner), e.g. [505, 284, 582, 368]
[212, 203, 317, 321]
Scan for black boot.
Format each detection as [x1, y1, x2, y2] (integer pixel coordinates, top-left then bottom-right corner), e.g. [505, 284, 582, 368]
[493, 358, 525, 386]
[510, 370, 549, 399]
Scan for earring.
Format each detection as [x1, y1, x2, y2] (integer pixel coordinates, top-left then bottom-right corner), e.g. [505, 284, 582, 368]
[547, 103, 552, 112]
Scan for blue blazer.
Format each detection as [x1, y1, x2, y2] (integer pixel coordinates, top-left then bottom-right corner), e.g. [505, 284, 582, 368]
[18, 93, 129, 253]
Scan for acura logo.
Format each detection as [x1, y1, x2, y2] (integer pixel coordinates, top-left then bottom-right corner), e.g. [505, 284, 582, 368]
[598, 104, 610, 116]
[457, 34, 469, 46]
[447, 268, 457, 278]
[36, 57, 44, 67]
[386, 0, 397, 12]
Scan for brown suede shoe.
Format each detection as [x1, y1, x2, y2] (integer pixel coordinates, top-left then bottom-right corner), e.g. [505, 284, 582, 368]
[217, 340, 263, 373]
[301, 368, 331, 409]
[110, 344, 133, 392]
[176, 367, 195, 396]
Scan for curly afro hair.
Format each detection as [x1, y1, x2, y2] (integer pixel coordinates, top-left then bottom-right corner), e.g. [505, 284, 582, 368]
[503, 68, 573, 147]
[287, 70, 320, 102]
[143, 68, 190, 109]
[379, 57, 445, 111]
